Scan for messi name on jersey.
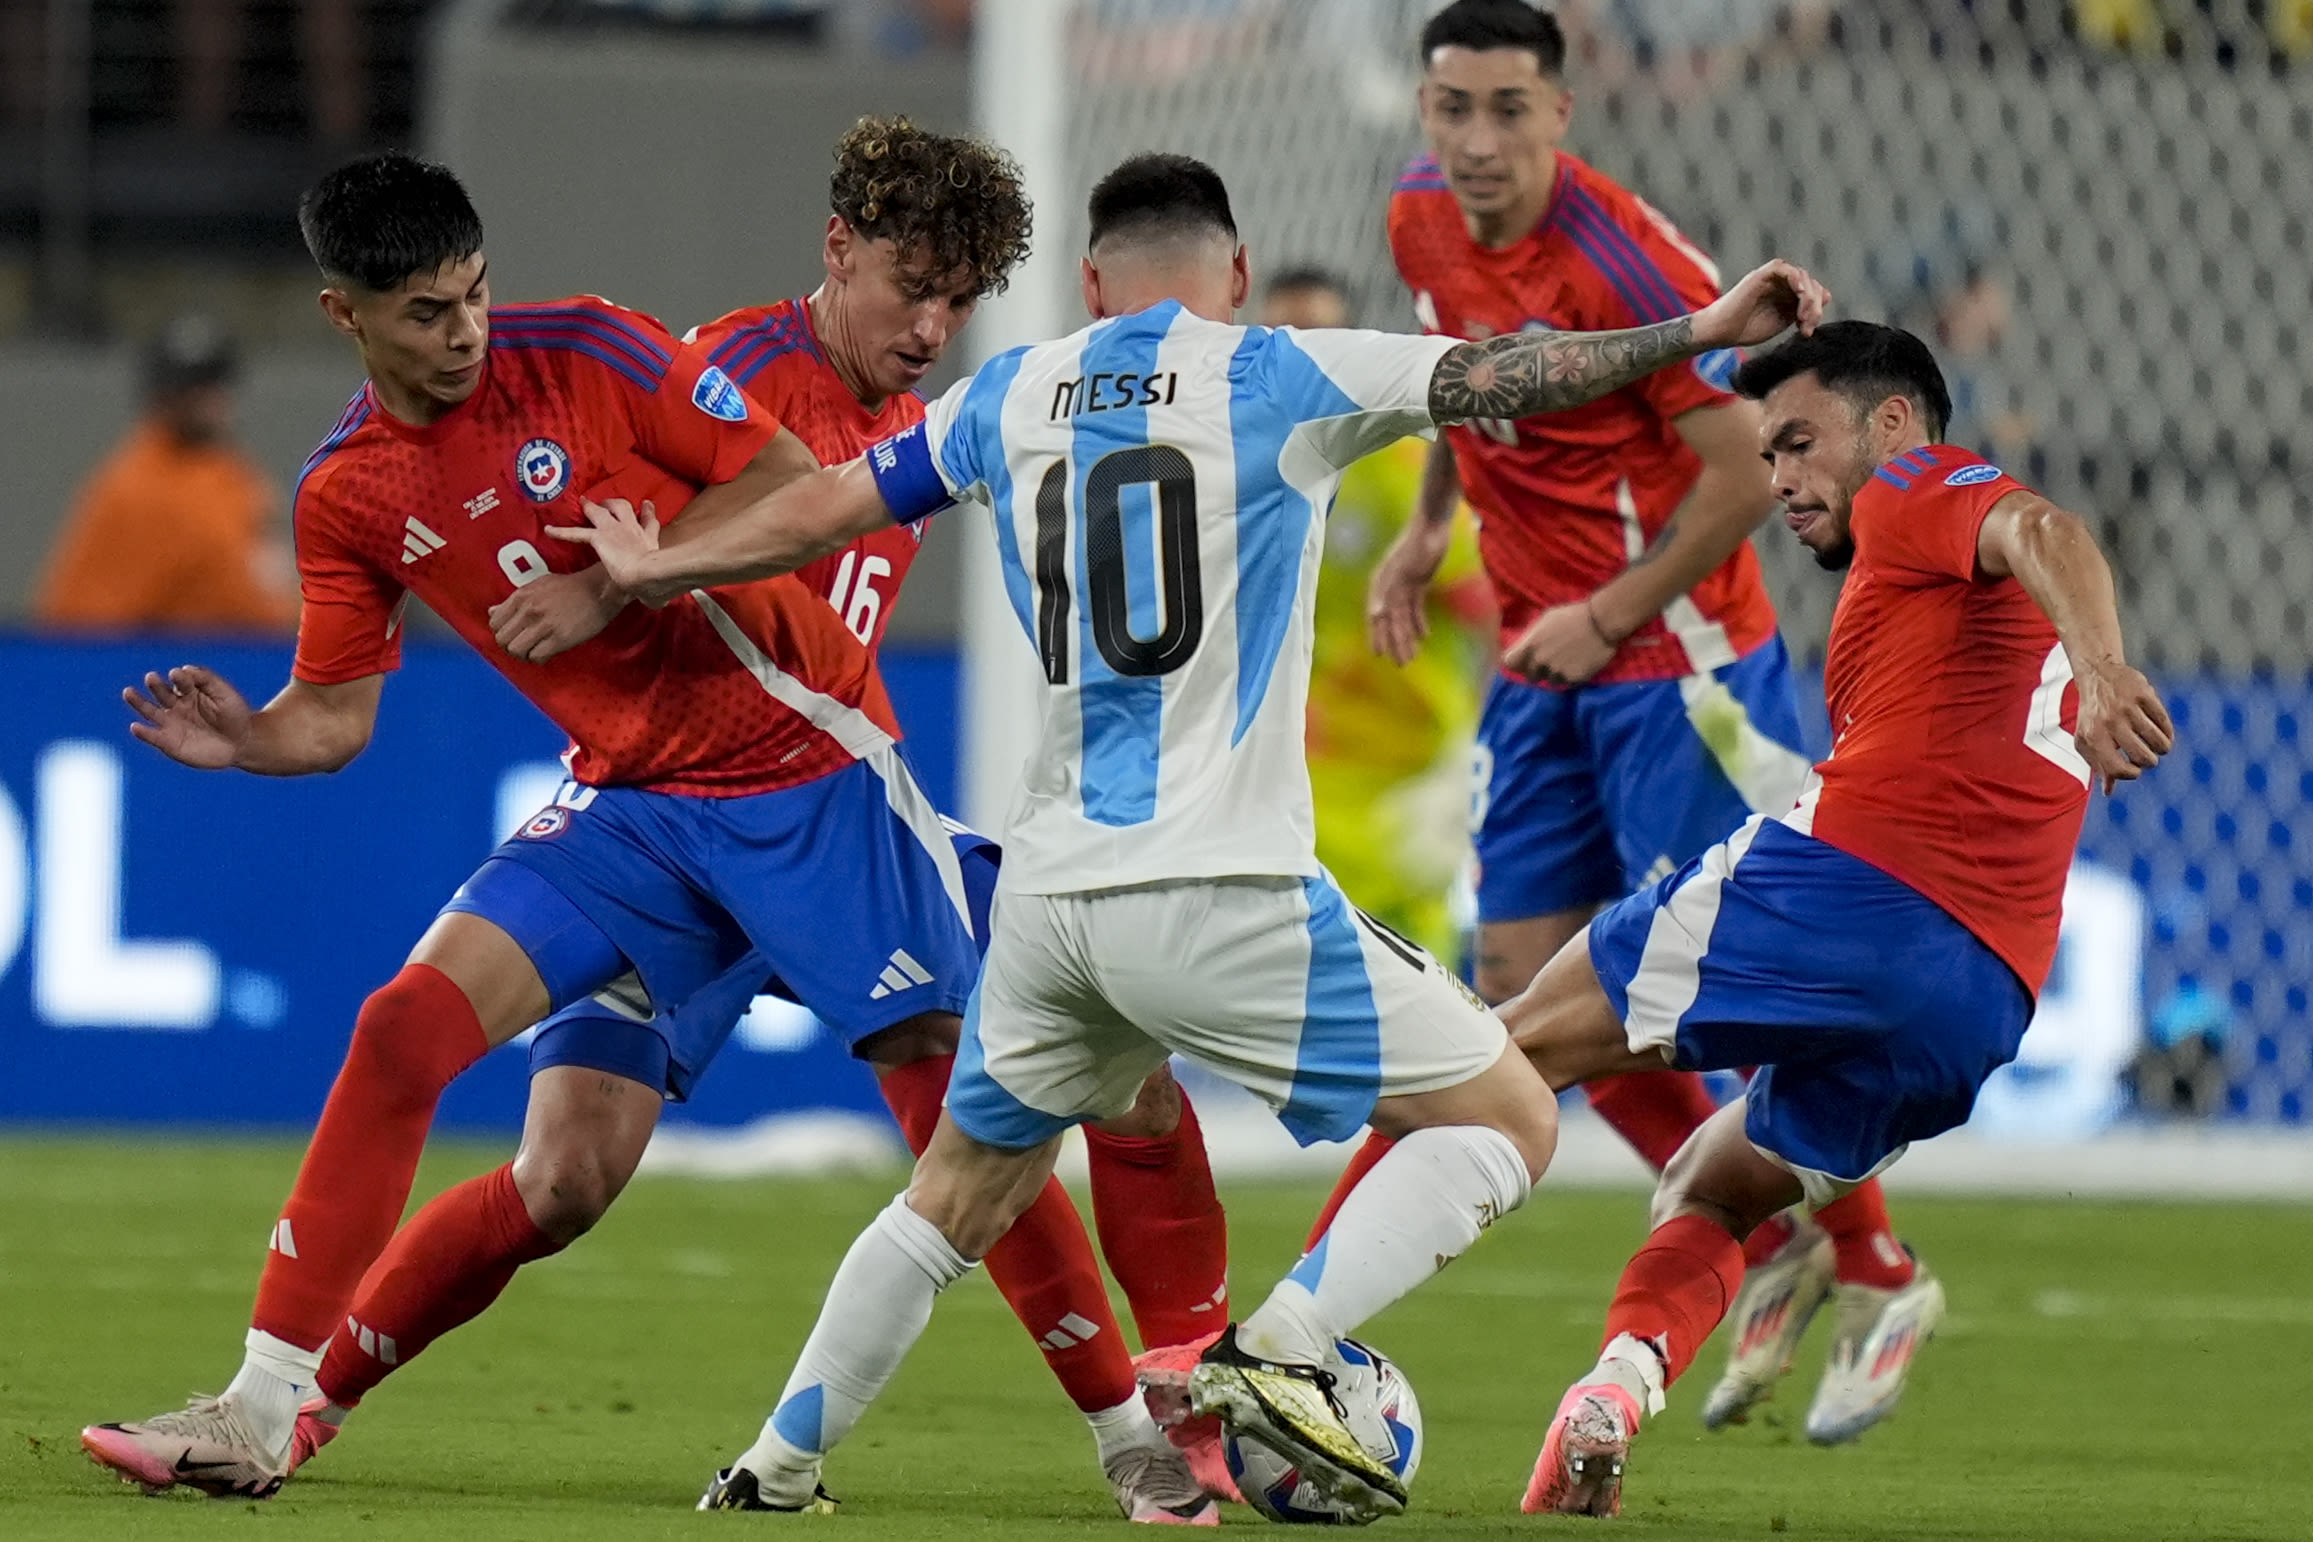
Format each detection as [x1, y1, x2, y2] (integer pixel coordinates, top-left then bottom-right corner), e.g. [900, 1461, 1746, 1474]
[1048, 370, 1180, 421]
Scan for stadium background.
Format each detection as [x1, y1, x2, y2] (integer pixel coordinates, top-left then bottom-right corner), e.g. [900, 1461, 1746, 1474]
[1, 0, 2309, 1176]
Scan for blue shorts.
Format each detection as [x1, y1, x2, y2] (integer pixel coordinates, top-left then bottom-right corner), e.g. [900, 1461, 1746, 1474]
[1587, 816, 2032, 1201]
[1472, 636, 1814, 922]
[440, 750, 982, 1100]
[525, 822, 1002, 1100]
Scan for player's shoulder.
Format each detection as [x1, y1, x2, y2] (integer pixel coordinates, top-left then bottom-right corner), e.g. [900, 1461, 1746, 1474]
[687, 298, 818, 388]
[1387, 152, 1461, 257]
[1865, 443, 2019, 505]
[489, 294, 678, 391]
[1547, 154, 1717, 319]
[290, 385, 383, 520]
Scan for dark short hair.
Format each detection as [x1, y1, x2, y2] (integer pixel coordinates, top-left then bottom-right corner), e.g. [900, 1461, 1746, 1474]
[830, 116, 1033, 300]
[1731, 319, 1953, 441]
[298, 151, 484, 293]
[1264, 265, 1351, 303]
[1086, 153, 1237, 251]
[1419, 0, 1566, 76]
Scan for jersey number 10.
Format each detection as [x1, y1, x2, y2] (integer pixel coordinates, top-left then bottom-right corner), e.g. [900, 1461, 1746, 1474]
[1032, 447, 1205, 685]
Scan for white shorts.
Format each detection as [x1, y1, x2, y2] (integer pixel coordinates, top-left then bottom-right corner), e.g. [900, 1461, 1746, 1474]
[946, 874, 1509, 1149]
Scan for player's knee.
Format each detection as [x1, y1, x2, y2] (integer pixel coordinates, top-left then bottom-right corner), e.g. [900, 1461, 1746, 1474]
[1090, 1063, 1182, 1140]
[1648, 1120, 1791, 1239]
[856, 1011, 961, 1071]
[345, 965, 487, 1112]
[510, 1144, 623, 1245]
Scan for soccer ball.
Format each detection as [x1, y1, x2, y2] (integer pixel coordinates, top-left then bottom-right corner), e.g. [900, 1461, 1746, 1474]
[1223, 1338, 1424, 1525]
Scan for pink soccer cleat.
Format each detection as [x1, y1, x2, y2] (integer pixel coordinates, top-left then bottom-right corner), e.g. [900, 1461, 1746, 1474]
[1135, 1332, 1240, 1504]
[82, 1394, 288, 1498]
[1523, 1381, 1643, 1517]
[285, 1396, 344, 1477]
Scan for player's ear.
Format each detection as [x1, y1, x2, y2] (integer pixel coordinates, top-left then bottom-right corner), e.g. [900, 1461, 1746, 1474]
[823, 215, 853, 282]
[1079, 256, 1104, 320]
[317, 286, 360, 342]
[1230, 247, 1252, 312]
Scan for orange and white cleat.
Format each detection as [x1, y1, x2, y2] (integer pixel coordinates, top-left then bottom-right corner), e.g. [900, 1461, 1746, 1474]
[1523, 1381, 1644, 1517]
[1700, 1221, 1835, 1429]
[1134, 1333, 1240, 1505]
[285, 1396, 346, 1477]
[1804, 1257, 1945, 1445]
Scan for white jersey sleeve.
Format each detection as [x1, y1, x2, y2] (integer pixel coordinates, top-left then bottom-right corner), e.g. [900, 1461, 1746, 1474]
[1258, 326, 1461, 470]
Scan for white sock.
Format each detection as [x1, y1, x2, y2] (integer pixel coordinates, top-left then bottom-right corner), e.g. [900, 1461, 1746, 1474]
[1239, 1125, 1531, 1365]
[1585, 1332, 1668, 1416]
[1084, 1393, 1168, 1468]
[734, 1195, 974, 1502]
[227, 1328, 323, 1459]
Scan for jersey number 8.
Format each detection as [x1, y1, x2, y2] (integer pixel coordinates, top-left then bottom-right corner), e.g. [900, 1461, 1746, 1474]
[1032, 446, 1204, 685]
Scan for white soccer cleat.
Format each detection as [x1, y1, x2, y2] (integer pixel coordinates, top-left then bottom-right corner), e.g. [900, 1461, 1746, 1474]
[1804, 1258, 1946, 1445]
[1700, 1221, 1835, 1430]
[1105, 1443, 1221, 1526]
[81, 1394, 289, 1498]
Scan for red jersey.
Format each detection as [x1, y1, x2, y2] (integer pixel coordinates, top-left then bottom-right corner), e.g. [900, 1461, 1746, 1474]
[292, 296, 897, 797]
[1799, 444, 2088, 993]
[1389, 150, 1779, 683]
[689, 298, 929, 650]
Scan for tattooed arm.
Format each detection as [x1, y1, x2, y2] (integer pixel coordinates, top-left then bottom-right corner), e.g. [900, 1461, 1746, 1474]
[1426, 258, 1830, 424]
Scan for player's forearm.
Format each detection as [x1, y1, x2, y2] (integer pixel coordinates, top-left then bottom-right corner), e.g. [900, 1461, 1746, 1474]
[1428, 316, 1697, 424]
[1997, 502, 2129, 671]
[237, 681, 376, 775]
[1589, 462, 1774, 641]
[1415, 435, 1460, 529]
[633, 462, 887, 604]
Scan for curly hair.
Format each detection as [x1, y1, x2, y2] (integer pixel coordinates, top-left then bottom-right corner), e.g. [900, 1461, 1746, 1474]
[830, 116, 1033, 301]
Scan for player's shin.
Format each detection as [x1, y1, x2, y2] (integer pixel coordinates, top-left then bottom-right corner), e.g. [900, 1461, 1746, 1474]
[1590, 1213, 1746, 1400]
[1301, 1130, 1395, 1252]
[1812, 1178, 1915, 1288]
[1084, 1087, 1230, 1349]
[1239, 1124, 1532, 1366]
[316, 1163, 559, 1411]
[732, 1194, 974, 1501]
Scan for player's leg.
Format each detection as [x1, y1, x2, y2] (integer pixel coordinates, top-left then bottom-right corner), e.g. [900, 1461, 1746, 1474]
[1084, 1066, 1229, 1354]
[715, 891, 1210, 1522]
[80, 900, 574, 1496]
[702, 756, 1205, 1521]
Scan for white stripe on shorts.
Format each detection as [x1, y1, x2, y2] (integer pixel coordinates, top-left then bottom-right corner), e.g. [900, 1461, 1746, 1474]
[1621, 813, 1769, 1056]
[863, 744, 975, 930]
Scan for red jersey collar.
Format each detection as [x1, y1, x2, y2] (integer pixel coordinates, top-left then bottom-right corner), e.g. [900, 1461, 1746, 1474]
[361, 356, 493, 446]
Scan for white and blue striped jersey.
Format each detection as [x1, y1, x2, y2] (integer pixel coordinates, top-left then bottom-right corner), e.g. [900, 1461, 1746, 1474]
[870, 300, 1459, 894]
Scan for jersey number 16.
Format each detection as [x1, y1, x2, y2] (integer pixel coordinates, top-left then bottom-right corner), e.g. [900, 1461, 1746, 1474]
[1032, 446, 1204, 685]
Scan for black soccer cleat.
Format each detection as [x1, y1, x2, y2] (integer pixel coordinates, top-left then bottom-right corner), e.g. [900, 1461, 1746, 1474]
[696, 1465, 839, 1513]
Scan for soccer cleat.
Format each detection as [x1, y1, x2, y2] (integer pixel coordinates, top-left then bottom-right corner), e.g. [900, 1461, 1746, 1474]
[81, 1394, 289, 1498]
[1700, 1222, 1835, 1430]
[284, 1396, 342, 1477]
[1523, 1381, 1642, 1517]
[1134, 1334, 1240, 1504]
[1186, 1326, 1405, 1521]
[1104, 1443, 1221, 1526]
[1804, 1257, 1946, 1445]
[696, 1466, 839, 1513]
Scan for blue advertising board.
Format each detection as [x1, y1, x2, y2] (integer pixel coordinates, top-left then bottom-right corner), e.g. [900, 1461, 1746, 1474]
[0, 635, 960, 1134]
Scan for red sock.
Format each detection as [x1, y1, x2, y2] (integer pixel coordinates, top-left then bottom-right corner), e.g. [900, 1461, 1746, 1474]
[1304, 1131, 1396, 1252]
[1740, 1210, 1800, 1269]
[1599, 1213, 1746, 1385]
[1813, 1180, 1913, 1289]
[251, 964, 490, 1350]
[1584, 1069, 1719, 1174]
[879, 1055, 1137, 1414]
[317, 1162, 560, 1407]
[1082, 1093, 1229, 1349]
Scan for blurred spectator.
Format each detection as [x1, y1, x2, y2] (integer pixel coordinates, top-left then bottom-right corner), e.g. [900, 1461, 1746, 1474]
[2074, 0, 2165, 53]
[1261, 267, 1494, 963]
[181, 0, 367, 143]
[34, 315, 298, 634]
[838, 0, 974, 55]
[1560, 0, 1838, 99]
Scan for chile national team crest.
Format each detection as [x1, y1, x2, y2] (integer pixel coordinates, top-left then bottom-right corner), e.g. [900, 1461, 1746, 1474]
[516, 438, 572, 503]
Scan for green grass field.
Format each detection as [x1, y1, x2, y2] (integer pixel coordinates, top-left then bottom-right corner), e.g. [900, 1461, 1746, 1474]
[3, 1136, 2310, 1541]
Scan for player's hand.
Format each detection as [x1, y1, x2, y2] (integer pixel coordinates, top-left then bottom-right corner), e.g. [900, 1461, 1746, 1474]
[2073, 659, 2174, 795]
[1692, 259, 1831, 351]
[123, 665, 251, 769]
[1368, 520, 1454, 665]
[1502, 601, 1619, 688]
[489, 566, 629, 664]
[546, 499, 670, 605]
